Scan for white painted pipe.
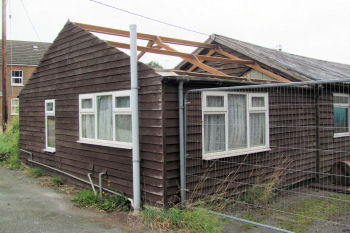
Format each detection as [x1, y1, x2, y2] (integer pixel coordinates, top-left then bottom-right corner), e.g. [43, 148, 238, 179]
[87, 173, 97, 195]
[130, 24, 141, 213]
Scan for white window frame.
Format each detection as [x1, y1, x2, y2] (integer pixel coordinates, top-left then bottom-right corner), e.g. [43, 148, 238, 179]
[78, 90, 132, 149]
[202, 92, 270, 160]
[11, 70, 24, 86]
[11, 98, 19, 115]
[44, 99, 56, 153]
[333, 93, 350, 138]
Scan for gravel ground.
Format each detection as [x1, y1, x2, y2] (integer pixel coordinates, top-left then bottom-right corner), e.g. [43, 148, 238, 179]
[0, 166, 143, 233]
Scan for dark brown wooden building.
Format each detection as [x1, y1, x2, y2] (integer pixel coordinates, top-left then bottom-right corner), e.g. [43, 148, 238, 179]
[19, 22, 350, 207]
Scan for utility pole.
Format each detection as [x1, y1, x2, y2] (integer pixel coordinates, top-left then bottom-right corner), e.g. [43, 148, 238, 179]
[2, 0, 7, 132]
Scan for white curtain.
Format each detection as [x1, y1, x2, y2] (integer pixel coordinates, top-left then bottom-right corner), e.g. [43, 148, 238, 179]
[47, 116, 55, 148]
[252, 97, 264, 107]
[250, 113, 265, 146]
[82, 99, 92, 109]
[204, 114, 225, 153]
[228, 94, 247, 149]
[115, 114, 132, 142]
[82, 115, 95, 139]
[97, 95, 113, 140]
[206, 96, 224, 107]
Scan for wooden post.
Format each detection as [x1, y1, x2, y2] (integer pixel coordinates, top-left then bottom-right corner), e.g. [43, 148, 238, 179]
[1, 0, 7, 132]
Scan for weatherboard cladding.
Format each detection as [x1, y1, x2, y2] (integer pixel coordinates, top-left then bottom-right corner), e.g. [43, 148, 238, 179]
[0, 40, 51, 66]
[19, 22, 166, 206]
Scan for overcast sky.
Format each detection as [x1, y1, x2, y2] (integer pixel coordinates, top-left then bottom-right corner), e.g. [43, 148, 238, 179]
[3, 0, 350, 68]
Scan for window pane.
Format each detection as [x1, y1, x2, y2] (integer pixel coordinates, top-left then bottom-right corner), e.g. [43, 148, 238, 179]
[46, 102, 53, 111]
[334, 95, 348, 104]
[207, 96, 224, 107]
[204, 114, 225, 153]
[252, 97, 265, 107]
[47, 116, 55, 148]
[250, 113, 265, 147]
[81, 99, 92, 109]
[97, 95, 113, 140]
[115, 114, 132, 142]
[228, 94, 247, 149]
[334, 107, 348, 133]
[116, 96, 130, 108]
[82, 115, 95, 139]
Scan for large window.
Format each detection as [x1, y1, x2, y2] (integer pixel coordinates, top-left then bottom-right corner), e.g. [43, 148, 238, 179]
[333, 93, 350, 137]
[202, 92, 269, 159]
[45, 99, 56, 152]
[11, 70, 23, 86]
[78, 90, 132, 148]
[11, 98, 19, 115]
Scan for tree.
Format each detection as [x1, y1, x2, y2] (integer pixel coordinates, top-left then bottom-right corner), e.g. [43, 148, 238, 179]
[146, 61, 163, 69]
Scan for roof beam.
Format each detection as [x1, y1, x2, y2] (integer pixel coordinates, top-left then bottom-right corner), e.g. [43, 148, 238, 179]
[215, 48, 291, 83]
[137, 40, 154, 60]
[187, 49, 216, 72]
[105, 40, 254, 65]
[74, 22, 217, 49]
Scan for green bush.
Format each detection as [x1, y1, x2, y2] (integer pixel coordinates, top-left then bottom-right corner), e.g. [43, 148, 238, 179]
[240, 183, 276, 206]
[0, 118, 21, 170]
[142, 207, 225, 233]
[50, 176, 63, 186]
[29, 167, 44, 178]
[71, 189, 130, 212]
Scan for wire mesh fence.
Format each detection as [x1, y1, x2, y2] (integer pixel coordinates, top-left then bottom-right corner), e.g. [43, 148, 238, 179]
[184, 80, 350, 232]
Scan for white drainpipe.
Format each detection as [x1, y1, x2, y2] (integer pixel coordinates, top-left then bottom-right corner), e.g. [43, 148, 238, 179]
[130, 24, 141, 213]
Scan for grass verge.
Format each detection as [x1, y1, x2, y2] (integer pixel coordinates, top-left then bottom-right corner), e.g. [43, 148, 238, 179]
[0, 118, 22, 170]
[71, 189, 130, 212]
[141, 206, 225, 233]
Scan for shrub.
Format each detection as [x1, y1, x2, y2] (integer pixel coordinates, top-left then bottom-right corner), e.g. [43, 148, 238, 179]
[72, 190, 99, 207]
[141, 207, 225, 233]
[240, 182, 276, 206]
[0, 118, 21, 170]
[50, 176, 63, 186]
[30, 167, 44, 178]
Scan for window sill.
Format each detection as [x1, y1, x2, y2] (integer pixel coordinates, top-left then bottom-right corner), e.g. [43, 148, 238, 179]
[11, 84, 24, 87]
[77, 139, 132, 149]
[203, 147, 271, 160]
[334, 133, 350, 138]
[43, 148, 56, 153]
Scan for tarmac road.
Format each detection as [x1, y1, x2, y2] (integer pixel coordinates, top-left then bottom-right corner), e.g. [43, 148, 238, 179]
[0, 166, 132, 233]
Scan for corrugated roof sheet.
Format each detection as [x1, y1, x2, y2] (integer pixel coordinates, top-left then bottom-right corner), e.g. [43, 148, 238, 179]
[0, 40, 51, 66]
[213, 34, 350, 81]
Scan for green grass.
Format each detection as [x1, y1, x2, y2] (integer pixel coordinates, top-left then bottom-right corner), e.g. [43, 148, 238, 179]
[0, 118, 22, 170]
[277, 194, 350, 233]
[29, 167, 44, 178]
[71, 189, 130, 212]
[141, 207, 225, 233]
[49, 176, 63, 186]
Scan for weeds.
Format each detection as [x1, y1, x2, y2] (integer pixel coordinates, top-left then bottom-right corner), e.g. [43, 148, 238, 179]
[71, 189, 130, 212]
[49, 176, 63, 186]
[141, 207, 225, 233]
[0, 118, 22, 170]
[29, 167, 44, 178]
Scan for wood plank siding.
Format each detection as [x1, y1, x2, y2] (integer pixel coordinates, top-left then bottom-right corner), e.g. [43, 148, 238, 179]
[19, 22, 166, 206]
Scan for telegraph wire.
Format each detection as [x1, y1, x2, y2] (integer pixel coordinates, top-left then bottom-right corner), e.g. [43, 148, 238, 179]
[20, 0, 41, 41]
[88, 0, 210, 37]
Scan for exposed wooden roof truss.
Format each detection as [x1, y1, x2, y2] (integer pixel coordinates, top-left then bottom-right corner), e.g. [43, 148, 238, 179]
[74, 22, 290, 83]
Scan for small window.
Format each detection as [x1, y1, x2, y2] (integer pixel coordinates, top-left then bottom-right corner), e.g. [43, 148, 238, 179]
[202, 92, 269, 160]
[11, 98, 19, 115]
[45, 99, 56, 153]
[333, 94, 350, 137]
[11, 70, 23, 86]
[78, 90, 132, 148]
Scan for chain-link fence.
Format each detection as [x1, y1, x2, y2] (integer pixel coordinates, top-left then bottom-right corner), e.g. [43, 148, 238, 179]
[184, 80, 350, 232]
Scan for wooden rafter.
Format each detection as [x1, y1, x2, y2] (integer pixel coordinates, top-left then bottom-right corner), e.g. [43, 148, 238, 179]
[74, 22, 217, 49]
[215, 48, 291, 83]
[153, 36, 228, 76]
[137, 40, 154, 60]
[105, 40, 254, 66]
[187, 49, 216, 72]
